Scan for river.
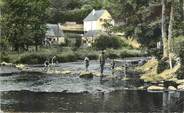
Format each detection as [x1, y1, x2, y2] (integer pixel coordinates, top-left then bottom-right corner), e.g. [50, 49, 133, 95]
[0, 60, 184, 112]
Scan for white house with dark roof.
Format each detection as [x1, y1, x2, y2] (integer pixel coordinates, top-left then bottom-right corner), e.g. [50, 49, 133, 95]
[83, 9, 114, 32]
[44, 24, 65, 45]
[82, 9, 114, 47]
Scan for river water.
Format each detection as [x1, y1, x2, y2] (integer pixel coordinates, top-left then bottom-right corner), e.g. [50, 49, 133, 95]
[0, 61, 184, 112]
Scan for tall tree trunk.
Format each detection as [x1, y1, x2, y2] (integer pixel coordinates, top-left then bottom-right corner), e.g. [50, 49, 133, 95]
[168, 0, 174, 69]
[161, 0, 168, 58]
[35, 45, 38, 51]
[180, 0, 184, 20]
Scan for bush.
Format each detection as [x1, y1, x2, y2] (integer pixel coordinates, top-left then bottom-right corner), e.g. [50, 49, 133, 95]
[56, 52, 78, 63]
[120, 50, 142, 58]
[177, 41, 184, 79]
[75, 49, 99, 60]
[0, 37, 10, 51]
[148, 48, 162, 59]
[106, 49, 120, 59]
[157, 59, 170, 73]
[93, 35, 122, 50]
[0, 52, 10, 62]
[18, 53, 49, 64]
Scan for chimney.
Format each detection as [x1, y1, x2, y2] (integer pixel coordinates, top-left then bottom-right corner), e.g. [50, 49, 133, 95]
[92, 9, 95, 15]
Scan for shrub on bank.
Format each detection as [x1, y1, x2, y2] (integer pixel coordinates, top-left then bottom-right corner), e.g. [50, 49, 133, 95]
[56, 52, 78, 63]
[157, 59, 170, 73]
[120, 49, 143, 58]
[93, 35, 122, 50]
[0, 52, 10, 62]
[75, 49, 99, 60]
[176, 41, 184, 79]
[1, 46, 146, 64]
[18, 53, 49, 64]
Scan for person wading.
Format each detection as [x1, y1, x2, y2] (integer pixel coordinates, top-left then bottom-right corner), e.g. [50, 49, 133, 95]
[84, 57, 90, 72]
[111, 59, 115, 75]
[99, 51, 106, 80]
[44, 59, 50, 72]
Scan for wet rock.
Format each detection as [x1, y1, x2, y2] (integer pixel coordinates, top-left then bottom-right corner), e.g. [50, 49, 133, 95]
[114, 67, 124, 71]
[177, 85, 184, 90]
[147, 86, 165, 91]
[158, 84, 164, 87]
[61, 70, 71, 75]
[79, 72, 93, 79]
[0, 62, 15, 67]
[138, 86, 146, 90]
[175, 80, 184, 85]
[93, 72, 101, 77]
[168, 86, 177, 91]
[16, 64, 26, 70]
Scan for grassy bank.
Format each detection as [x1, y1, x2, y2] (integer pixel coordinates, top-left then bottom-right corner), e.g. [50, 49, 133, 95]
[0, 47, 146, 64]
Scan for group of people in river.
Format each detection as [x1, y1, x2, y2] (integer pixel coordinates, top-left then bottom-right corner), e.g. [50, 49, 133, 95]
[43, 51, 117, 78]
[83, 51, 116, 78]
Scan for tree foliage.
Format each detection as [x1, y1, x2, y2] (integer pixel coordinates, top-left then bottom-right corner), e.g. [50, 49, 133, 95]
[1, 0, 49, 51]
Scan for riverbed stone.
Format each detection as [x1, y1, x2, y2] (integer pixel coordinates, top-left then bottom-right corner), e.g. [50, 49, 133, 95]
[0, 62, 15, 67]
[114, 67, 124, 72]
[175, 79, 184, 85]
[79, 72, 93, 78]
[147, 86, 165, 91]
[168, 86, 177, 91]
[177, 85, 184, 90]
[15, 64, 26, 70]
[61, 70, 71, 75]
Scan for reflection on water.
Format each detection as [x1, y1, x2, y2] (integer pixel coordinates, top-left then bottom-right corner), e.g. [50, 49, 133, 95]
[0, 90, 184, 112]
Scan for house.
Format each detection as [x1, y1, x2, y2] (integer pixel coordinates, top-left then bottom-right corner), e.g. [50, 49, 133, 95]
[44, 24, 65, 46]
[83, 9, 114, 32]
[82, 9, 114, 46]
[62, 22, 83, 34]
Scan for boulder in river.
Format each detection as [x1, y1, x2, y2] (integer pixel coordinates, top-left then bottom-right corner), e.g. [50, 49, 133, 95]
[147, 86, 165, 91]
[177, 85, 184, 90]
[0, 62, 15, 67]
[175, 79, 184, 85]
[16, 64, 26, 70]
[168, 86, 177, 91]
[79, 72, 93, 79]
[61, 70, 71, 75]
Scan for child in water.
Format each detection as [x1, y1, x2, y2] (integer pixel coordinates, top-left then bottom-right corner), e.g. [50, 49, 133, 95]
[84, 57, 90, 72]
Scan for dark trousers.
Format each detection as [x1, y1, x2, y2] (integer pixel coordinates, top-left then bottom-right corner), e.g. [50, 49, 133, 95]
[100, 64, 104, 74]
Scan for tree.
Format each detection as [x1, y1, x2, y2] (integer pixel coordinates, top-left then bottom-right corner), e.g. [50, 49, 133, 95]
[110, 0, 162, 48]
[1, 0, 49, 51]
[84, 0, 110, 10]
[168, 0, 175, 68]
[102, 19, 114, 34]
[161, 0, 168, 58]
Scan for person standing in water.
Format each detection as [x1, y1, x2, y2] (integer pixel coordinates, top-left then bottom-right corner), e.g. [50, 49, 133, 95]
[44, 59, 50, 72]
[111, 59, 115, 75]
[51, 56, 56, 71]
[84, 57, 90, 72]
[99, 51, 106, 79]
